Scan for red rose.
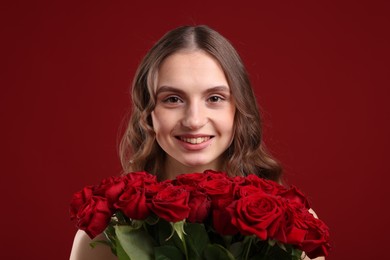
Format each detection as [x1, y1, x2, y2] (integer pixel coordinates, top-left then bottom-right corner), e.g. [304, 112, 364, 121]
[124, 171, 157, 184]
[123, 172, 162, 203]
[227, 193, 285, 240]
[94, 176, 126, 204]
[174, 172, 208, 187]
[144, 181, 172, 201]
[273, 202, 307, 244]
[187, 190, 211, 223]
[300, 216, 330, 258]
[199, 177, 234, 202]
[204, 170, 229, 180]
[70, 185, 94, 220]
[244, 174, 286, 195]
[199, 177, 235, 213]
[150, 185, 190, 222]
[212, 207, 239, 236]
[235, 184, 266, 198]
[291, 209, 331, 258]
[231, 175, 245, 185]
[115, 186, 150, 220]
[279, 186, 311, 209]
[76, 196, 112, 239]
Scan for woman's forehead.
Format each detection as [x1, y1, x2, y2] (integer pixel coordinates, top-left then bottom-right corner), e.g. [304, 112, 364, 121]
[155, 51, 229, 93]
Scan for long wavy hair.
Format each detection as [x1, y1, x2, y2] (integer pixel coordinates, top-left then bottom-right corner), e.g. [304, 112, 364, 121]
[119, 25, 282, 182]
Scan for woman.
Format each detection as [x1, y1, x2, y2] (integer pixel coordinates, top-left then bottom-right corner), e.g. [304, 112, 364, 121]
[70, 25, 324, 260]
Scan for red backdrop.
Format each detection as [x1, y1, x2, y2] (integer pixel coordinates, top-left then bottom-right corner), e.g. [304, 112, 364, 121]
[1, 1, 389, 259]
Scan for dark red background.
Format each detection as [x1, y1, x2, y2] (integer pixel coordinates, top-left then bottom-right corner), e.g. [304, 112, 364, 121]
[1, 1, 389, 259]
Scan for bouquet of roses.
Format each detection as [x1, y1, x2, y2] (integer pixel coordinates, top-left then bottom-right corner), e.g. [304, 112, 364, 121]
[70, 170, 330, 260]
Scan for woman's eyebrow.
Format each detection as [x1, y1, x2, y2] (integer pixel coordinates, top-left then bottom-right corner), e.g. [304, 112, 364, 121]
[156, 85, 230, 96]
[204, 86, 230, 94]
[155, 86, 185, 96]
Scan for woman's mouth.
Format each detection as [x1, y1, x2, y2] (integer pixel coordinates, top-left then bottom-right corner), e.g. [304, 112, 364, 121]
[177, 136, 212, 144]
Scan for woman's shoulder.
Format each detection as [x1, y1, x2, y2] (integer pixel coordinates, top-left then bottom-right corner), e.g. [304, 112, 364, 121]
[70, 230, 117, 260]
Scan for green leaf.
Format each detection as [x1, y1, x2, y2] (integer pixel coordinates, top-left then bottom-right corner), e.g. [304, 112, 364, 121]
[156, 220, 174, 245]
[250, 241, 298, 260]
[116, 240, 131, 260]
[184, 223, 209, 259]
[229, 242, 244, 259]
[115, 225, 155, 260]
[101, 225, 120, 255]
[203, 244, 235, 260]
[154, 245, 185, 260]
[89, 239, 111, 248]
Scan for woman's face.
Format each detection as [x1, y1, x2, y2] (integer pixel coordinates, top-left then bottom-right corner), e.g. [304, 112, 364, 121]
[151, 51, 235, 176]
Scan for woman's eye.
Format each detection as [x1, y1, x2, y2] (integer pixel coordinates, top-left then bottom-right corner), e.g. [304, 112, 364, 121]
[208, 96, 224, 102]
[163, 96, 182, 103]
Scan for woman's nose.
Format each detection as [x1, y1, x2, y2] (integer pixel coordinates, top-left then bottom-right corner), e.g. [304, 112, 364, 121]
[181, 103, 207, 130]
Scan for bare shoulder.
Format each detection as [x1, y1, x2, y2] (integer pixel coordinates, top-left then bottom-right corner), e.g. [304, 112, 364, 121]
[70, 230, 117, 260]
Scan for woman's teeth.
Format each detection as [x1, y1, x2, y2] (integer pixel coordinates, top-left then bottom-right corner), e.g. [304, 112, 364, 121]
[180, 137, 210, 144]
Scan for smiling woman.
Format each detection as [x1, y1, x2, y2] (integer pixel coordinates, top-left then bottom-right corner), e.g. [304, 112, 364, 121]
[152, 51, 236, 179]
[70, 25, 328, 260]
[120, 25, 282, 182]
